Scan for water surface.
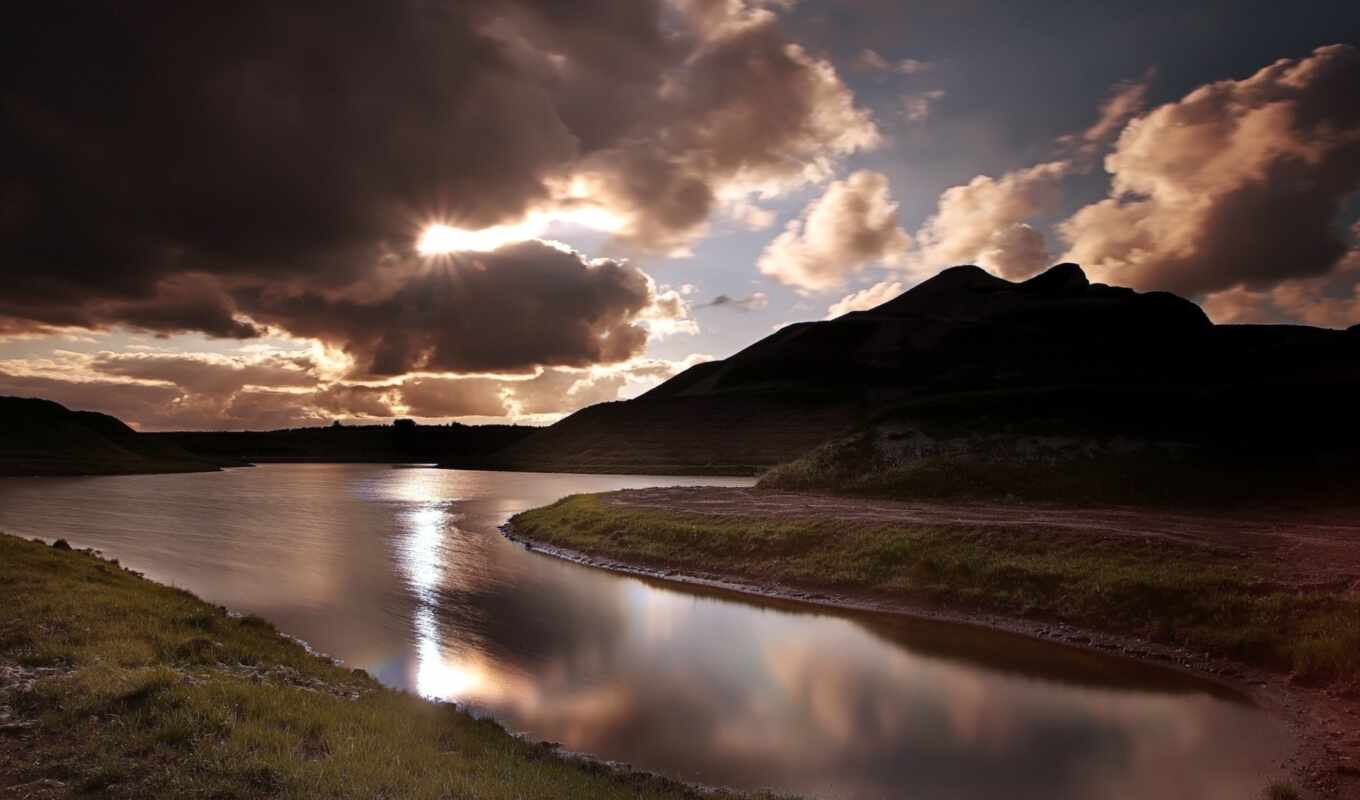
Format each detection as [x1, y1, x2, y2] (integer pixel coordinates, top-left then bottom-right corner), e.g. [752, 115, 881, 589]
[0, 464, 1287, 799]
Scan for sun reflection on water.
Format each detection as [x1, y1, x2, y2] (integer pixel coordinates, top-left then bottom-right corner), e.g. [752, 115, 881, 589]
[402, 506, 445, 597]
[394, 491, 510, 705]
[395, 499, 470, 701]
[414, 607, 484, 699]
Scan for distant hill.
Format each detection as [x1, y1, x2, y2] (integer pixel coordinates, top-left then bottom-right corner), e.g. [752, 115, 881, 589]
[0, 396, 537, 477]
[0, 396, 221, 476]
[487, 263, 1360, 476]
[154, 421, 534, 465]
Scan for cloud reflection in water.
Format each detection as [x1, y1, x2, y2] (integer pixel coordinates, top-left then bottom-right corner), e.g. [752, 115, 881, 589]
[382, 468, 1288, 800]
[0, 465, 1289, 800]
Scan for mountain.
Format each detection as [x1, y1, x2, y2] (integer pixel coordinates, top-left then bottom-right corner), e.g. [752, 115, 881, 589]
[487, 264, 1360, 476]
[0, 396, 222, 476]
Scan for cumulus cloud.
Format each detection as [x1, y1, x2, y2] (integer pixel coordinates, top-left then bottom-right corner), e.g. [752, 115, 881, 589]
[854, 49, 932, 75]
[1060, 44, 1360, 297]
[500, 0, 880, 254]
[635, 284, 701, 338]
[88, 352, 317, 395]
[385, 377, 512, 420]
[0, 0, 873, 351]
[897, 74, 1149, 280]
[0, 351, 327, 430]
[496, 365, 639, 417]
[1058, 74, 1152, 162]
[356, 356, 712, 424]
[902, 90, 946, 123]
[566, 23, 880, 253]
[757, 171, 911, 292]
[810, 45, 1360, 324]
[912, 162, 1070, 278]
[1201, 227, 1360, 327]
[825, 281, 906, 318]
[725, 199, 778, 230]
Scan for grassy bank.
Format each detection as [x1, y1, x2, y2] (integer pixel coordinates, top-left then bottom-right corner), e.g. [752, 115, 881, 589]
[0, 534, 779, 799]
[511, 494, 1360, 682]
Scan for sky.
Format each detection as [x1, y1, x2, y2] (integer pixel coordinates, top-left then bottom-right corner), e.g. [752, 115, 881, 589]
[2, 1, 1358, 430]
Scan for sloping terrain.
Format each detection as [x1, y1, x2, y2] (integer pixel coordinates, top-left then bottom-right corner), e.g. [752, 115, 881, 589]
[477, 392, 859, 475]
[490, 264, 1360, 475]
[758, 383, 1360, 504]
[0, 396, 220, 476]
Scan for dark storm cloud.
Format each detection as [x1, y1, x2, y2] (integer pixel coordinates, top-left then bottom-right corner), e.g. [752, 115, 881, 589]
[93, 276, 262, 340]
[1201, 225, 1360, 328]
[240, 241, 665, 376]
[0, 0, 873, 359]
[1, 2, 572, 322]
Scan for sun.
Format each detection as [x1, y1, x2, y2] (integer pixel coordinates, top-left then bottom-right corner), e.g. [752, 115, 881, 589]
[417, 207, 627, 256]
[417, 220, 544, 255]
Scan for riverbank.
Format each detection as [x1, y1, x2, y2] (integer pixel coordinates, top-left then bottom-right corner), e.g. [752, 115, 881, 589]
[0, 533, 785, 800]
[507, 487, 1360, 798]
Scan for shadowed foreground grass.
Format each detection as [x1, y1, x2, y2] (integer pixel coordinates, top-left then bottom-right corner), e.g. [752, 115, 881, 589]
[0, 533, 785, 800]
[511, 494, 1360, 682]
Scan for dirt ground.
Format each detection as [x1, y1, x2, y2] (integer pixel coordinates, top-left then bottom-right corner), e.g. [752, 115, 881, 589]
[606, 486, 1360, 586]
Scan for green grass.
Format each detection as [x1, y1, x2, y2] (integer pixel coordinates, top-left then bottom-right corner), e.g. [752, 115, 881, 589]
[0, 533, 786, 799]
[511, 494, 1360, 681]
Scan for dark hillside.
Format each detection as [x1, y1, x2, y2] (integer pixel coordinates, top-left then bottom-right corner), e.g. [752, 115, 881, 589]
[0, 396, 219, 476]
[1, 396, 536, 475]
[758, 384, 1360, 505]
[490, 263, 1360, 476]
[156, 421, 535, 465]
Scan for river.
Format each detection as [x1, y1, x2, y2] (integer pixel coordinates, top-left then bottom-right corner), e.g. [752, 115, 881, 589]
[0, 463, 1287, 799]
